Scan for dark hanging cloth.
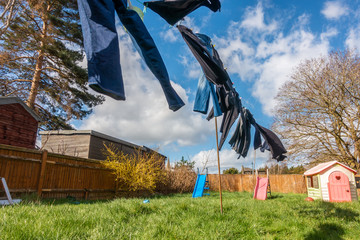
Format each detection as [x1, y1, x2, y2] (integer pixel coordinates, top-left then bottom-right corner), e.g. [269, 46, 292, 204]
[253, 123, 287, 161]
[77, 0, 184, 111]
[229, 108, 252, 158]
[229, 107, 287, 161]
[144, 0, 221, 26]
[177, 25, 232, 86]
[177, 25, 241, 150]
[217, 89, 241, 150]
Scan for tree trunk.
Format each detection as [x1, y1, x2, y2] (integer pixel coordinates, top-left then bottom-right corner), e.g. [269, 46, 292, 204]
[27, 4, 49, 109]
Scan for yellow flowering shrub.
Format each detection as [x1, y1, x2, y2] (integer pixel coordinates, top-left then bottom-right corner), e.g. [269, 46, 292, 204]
[102, 144, 166, 193]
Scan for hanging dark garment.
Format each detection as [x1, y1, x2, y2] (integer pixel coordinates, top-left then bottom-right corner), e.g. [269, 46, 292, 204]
[177, 24, 241, 150]
[229, 107, 287, 161]
[229, 108, 251, 158]
[217, 89, 241, 150]
[144, 0, 221, 26]
[77, 0, 184, 111]
[253, 123, 287, 161]
[177, 25, 231, 86]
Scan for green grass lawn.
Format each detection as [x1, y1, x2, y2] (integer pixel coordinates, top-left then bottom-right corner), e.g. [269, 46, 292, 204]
[1, 192, 360, 239]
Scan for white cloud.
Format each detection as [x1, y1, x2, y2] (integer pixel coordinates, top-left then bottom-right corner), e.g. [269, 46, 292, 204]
[346, 26, 360, 51]
[321, 1, 349, 20]
[159, 27, 178, 43]
[214, 9, 335, 116]
[191, 148, 270, 174]
[79, 27, 213, 147]
[240, 3, 277, 33]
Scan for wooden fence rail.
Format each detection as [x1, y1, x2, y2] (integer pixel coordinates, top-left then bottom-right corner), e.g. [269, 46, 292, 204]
[0, 144, 116, 200]
[1, 144, 359, 200]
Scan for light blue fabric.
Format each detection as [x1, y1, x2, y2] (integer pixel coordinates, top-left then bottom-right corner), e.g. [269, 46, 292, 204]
[193, 74, 221, 117]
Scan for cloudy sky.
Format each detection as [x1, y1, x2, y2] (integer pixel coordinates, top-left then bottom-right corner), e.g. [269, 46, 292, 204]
[77, 0, 360, 173]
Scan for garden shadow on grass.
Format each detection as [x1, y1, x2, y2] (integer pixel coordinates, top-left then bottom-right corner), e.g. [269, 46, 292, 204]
[266, 194, 283, 200]
[297, 201, 359, 222]
[304, 223, 345, 240]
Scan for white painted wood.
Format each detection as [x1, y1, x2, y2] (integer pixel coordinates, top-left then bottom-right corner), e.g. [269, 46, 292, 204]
[1, 178, 13, 205]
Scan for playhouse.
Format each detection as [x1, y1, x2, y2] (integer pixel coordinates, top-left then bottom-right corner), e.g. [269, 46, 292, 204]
[304, 161, 358, 202]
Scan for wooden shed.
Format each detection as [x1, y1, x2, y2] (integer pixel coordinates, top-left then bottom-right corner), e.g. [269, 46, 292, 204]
[304, 161, 358, 202]
[0, 97, 40, 149]
[39, 130, 166, 162]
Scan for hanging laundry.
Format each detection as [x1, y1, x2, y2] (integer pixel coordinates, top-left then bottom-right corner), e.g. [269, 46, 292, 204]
[178, 25, 241, 150]
[144, 0, 221, 26]
[177, 25, 232, 86]
[77, 0, 185, 111]
[229, 108, 287, 161]
[193, 74, 222, 116]
[193, 33, 221, 117]
[229, 108, 251, 158]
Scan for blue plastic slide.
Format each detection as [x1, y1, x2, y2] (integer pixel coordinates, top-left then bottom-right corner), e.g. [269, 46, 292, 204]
[192, 174, 209, 198]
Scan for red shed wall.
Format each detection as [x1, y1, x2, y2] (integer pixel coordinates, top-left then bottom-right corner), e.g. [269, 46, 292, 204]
[0, 103, 38, 148]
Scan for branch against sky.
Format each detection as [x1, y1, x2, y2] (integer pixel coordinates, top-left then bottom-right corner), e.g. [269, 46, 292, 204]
[273, 50, 360, 170]
[0, 0, 104, 130]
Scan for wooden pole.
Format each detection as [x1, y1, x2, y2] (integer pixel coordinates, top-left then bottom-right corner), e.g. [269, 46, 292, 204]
[214, 117, 223, 214]
[37, 150, 48, 197]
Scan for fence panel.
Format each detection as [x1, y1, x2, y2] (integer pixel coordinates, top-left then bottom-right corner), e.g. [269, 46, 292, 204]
[0, 144, 115, 200]
[208, 174, 307, 194]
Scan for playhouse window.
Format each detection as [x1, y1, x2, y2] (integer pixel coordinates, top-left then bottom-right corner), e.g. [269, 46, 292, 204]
[307, 176, 319, 189]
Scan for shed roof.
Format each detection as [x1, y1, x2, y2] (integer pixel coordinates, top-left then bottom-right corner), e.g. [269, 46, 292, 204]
[39, 130, 166, 158]
[304, 161, 357, 176]
[0, 97, 40, 121]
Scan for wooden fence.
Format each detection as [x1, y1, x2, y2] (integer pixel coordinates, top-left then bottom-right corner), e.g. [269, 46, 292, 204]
[1, 144, 359, 200]
[207, 174, 307, 193]
[0, 144, 116, 200]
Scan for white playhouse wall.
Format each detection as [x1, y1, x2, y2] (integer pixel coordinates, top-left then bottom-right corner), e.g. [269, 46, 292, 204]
[319, 165, 358, 201]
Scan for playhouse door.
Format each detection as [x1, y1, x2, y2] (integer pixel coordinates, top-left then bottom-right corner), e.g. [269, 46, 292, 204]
[328, 171, 351, 202]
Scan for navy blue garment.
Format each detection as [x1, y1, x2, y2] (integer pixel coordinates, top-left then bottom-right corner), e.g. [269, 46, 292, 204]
[144, 0, 221, 26]
[78, 0, 185, 111]
[229, 108, 252, 158]
[77, 0, 125, 100]
[229, 107, 287, 161]
[177, 25, 231, 86]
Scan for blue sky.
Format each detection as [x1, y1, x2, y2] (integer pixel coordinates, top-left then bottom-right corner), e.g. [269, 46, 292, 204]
[77, 0, 360, 173]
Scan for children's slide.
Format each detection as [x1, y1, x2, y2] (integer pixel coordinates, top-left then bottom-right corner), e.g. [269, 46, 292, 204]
[253, 177, 269, 200]
[192, 174, 208, 198]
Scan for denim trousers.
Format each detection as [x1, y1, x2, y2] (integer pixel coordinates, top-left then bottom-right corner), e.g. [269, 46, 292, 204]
[77, 0, 184, 111]
[193, 74, 222, 117]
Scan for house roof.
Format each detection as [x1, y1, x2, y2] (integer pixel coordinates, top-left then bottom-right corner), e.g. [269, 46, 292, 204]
[0, 97, 40, 121]
[304, 161, 357, 176]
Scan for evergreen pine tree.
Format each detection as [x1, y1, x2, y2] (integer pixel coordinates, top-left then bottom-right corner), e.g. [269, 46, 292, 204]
[0, 0, 104, 129]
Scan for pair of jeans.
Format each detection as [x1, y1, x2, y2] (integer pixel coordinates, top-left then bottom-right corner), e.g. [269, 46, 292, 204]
[77, 0, 184, 111]
[193, 74, 222, 117]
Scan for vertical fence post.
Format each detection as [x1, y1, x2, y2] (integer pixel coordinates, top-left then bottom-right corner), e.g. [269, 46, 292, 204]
[37, 150, 48, 197]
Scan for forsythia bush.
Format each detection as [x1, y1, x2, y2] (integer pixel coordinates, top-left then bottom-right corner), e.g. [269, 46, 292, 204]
[102, 144, 166, 193]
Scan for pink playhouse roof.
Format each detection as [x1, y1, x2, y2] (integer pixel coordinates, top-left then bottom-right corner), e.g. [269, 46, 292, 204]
[304, 161, 357, 176]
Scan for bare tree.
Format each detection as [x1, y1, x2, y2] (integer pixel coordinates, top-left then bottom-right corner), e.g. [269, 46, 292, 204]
[273, 50, 360, 170]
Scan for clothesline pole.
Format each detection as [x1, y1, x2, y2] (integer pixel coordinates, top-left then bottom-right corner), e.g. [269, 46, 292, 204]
[253, 149, 256, 174]
[214, 117, 223, 214]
